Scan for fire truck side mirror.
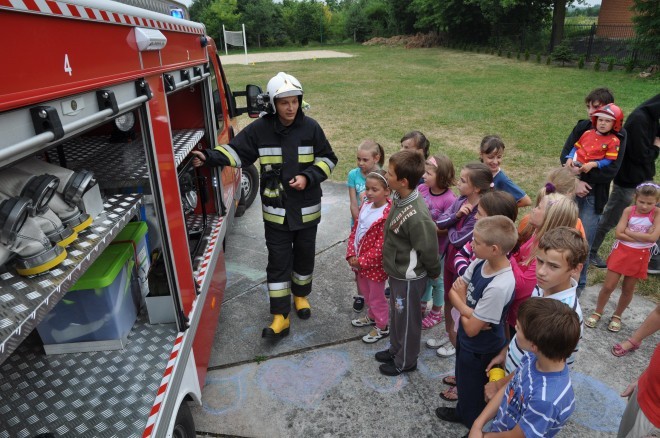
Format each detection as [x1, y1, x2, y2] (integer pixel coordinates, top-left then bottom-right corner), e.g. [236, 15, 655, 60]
[231, 85, 263, 118]
[245, 85, 263, 118]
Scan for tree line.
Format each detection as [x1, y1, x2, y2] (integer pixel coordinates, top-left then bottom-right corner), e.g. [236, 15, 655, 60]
[189, 0, 657, 59]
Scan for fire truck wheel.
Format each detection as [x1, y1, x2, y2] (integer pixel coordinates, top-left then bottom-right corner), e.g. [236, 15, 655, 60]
[241, 164, 258, 210]
[172, 401, 195, 438]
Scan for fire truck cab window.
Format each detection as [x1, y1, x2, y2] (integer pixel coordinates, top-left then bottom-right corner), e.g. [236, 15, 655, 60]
[209, 67, 225, 132]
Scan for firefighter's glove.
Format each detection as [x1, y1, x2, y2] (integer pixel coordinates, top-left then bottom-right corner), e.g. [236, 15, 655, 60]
[260, 165, 286, 208]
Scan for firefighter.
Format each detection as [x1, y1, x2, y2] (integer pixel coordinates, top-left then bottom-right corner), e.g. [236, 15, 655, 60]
[192, 72, 338, 339]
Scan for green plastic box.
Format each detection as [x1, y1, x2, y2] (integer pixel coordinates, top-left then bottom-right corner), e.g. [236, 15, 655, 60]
[113, 221, 150, 298]
[37, 243, 139, 352]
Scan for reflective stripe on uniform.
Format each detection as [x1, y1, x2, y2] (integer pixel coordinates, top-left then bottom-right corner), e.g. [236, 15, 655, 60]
[262, 187, 281, 198]
[301, 203, 321, 223]
[268, 281, 291, 298]
[298, 146, 314, 163]
[259, 147, 283, 165]
[263, 205, 286, 224]
[313, 157, 335, 177]
[292, 271, 313, 286]
[214, 144, 242, 167]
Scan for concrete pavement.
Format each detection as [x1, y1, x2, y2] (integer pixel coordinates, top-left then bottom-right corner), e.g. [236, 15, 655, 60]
[192, 181, 659, 438]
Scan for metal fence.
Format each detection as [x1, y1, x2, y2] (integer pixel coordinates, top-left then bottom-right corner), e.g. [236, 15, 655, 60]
[562, 24, 658, 65]
[488, 23, 658, 66]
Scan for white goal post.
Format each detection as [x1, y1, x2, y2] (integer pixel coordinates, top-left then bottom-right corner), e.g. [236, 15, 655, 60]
[223, 24, 248, 65]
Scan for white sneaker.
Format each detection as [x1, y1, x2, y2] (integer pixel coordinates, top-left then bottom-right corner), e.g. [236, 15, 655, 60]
[426, 338, 446, 349]
[362, 326, 389, 344]
[351, 315, 375, 327]
[436, 342, 456, 357]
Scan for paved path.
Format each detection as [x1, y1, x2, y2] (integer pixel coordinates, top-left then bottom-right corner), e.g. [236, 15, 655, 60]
[219, 50, 353, 65]
[193, 181, 659, 438]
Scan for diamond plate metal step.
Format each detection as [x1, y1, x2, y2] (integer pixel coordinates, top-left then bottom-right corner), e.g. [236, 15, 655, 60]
[0, 311, 176, 438]
[0, 195, 142, 365]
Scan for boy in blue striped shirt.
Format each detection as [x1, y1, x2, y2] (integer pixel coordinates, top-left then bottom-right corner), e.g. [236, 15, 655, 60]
[483, 227, 587, 403]
[470, 298, 581, 438]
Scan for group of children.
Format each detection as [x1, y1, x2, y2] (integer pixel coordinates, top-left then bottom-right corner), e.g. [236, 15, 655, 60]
[343, 125, 659, 436]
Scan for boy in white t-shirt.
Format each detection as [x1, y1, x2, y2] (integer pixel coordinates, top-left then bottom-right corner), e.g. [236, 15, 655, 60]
[484, 226, 588, 400]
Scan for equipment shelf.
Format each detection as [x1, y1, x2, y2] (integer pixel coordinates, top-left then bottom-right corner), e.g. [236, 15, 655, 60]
[46, 129, 205, 188]
[0, 195, 142, 365]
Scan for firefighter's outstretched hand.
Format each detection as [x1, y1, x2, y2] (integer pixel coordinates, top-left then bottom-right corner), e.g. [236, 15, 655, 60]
[191, 150, 206, 167]
[289, 175, 307, 190]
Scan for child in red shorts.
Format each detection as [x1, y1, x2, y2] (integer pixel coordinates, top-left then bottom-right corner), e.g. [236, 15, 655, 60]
[586, 182, 660, 333]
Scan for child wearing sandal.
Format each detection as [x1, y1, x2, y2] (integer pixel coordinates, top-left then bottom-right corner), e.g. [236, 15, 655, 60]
[436, 190, 518, 403]
[586, 182, 660, 333]
[419, 154, 456, 330]
[612, 304, 660, 357]
[435, 216, 517, 429]
[434, 162, 493, 358]
[347, 170, 392, 344]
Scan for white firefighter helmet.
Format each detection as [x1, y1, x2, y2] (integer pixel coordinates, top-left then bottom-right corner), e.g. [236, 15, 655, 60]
[266, 72, 303, 114]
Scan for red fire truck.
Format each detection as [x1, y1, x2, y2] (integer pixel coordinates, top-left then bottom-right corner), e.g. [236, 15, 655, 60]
[0, 0, 259, 436]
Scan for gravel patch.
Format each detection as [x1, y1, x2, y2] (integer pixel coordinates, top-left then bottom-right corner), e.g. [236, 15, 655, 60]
[219, 50, 353, 65]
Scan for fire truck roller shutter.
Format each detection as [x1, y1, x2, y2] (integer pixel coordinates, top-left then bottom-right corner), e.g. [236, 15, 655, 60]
[0, 168, 77, 246]
[0, 195, 66, 276]
[13, 158, 93, 232]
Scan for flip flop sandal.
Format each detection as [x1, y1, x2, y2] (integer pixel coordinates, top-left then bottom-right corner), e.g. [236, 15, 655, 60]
[612, 338, 641, 357]
[422, 311, 443, 330]
[440, 385, 458, 402]
[585, 312, 602, 328]
[442, 375, 456, 386]
[608, 315, 622, 332]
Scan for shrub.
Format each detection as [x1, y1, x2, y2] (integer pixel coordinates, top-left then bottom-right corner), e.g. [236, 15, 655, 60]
[498, 48, 503, 56]
[507, 51, 511, 58]
[536, 53, 541, 63]
[546, 55, 552, 65]
[594, 55, 601, 71]
[606, 57, 615, 71]
[578, 56, 585, 69]
[525, 50, 530, 61]
[625, 57, 635, 73]
[552, 42, 576, 66]
[516, 52, 521, 60]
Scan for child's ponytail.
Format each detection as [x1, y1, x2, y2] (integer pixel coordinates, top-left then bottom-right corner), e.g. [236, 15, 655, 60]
[463, 162, 493, 194]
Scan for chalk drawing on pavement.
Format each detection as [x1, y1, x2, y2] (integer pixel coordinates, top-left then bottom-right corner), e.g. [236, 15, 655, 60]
[358, 349, 408, 394]
[202, 371, 247, 416]
[570, 372, 627, 433]
[256, 350, 349, 408]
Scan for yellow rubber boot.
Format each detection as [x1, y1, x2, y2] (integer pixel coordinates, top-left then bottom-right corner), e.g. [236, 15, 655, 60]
[262, 314, 290, 338]
[293, 296, 311, 320]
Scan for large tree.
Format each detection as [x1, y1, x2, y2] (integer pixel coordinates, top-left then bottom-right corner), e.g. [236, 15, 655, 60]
[240, 0, 280, 47]
[631, 0, 660, 60]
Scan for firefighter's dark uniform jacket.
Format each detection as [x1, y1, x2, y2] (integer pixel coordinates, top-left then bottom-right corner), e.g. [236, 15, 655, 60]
[203, 110, 337, 314]
[203, 111, 338, 230]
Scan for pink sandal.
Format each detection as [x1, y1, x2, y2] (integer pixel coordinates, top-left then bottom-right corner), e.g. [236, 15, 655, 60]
[422, 310, 443, 330]
[611, 338, 641, 357]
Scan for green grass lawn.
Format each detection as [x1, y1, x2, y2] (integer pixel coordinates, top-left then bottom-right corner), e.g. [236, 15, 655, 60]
[223, 44, 659, 299]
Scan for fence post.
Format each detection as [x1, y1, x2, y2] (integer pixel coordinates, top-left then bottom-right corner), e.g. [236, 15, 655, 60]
[585, 24, 595, 62]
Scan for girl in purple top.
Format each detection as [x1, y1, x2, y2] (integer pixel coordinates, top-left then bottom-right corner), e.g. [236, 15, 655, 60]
[418, 154, 457, 329]
[435, 162, 493, 357]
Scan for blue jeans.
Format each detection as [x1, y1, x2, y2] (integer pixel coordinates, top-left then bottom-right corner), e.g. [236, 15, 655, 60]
[576, 194, 600, 290]
[591, 184, 636, 257]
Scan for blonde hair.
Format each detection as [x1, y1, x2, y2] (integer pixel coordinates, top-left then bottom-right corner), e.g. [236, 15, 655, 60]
[358, 139, 385, 167]
[545, 167, 578, 199]
[523, 193, 578, 264]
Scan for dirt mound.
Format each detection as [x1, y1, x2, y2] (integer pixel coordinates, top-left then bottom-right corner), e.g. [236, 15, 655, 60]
[362, 32, 446, 48]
